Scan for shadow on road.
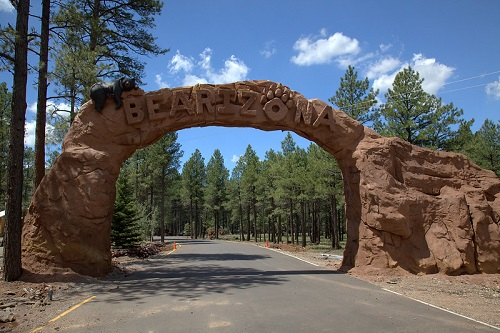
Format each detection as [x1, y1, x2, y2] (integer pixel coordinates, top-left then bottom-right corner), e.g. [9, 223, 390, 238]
[167, 252, 272, 262]
[101, 246, 342, 304]
[103, 264, 340, 304]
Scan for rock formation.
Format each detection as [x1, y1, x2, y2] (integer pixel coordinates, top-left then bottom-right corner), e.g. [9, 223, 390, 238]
[21, 80, 500, 277]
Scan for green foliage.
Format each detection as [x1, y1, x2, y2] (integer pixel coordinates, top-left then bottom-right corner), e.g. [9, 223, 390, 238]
[181, 149, 206, 205]
[183, 222, 191, 236]
[137, 205, 158, 242]
[0, 24, 15, 72]
[52, 0, 167, 86]
[22, 147, 35, 209]
[470, 119, 500, 177]
[181, 149, 206, 238]
[121, 132, 183, 239]
[0, 82, 11, 209]
[50, 0, 169, 125]
[376, 66, 464, 150]
[112, 172, 143, 248]
[329, 65, 379, 125]
[240, 145, 260, 206]
[205, 149, 229, 236]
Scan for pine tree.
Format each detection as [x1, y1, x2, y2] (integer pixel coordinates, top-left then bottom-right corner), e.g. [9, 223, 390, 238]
[377, 66, 463, 150]
[50, 0, 168, 124]
[34, 0, 51, 187]
[329, 65, 379, 125]
[0, 82, 11, 209]
[112, 172, 142, 248]
[181, 150, 206, 239]
[3, 0, 30, 281]
[227, 158, 245, 241]
[240, 145, 260, 242]
[205, 149, 229, 239]
[472, 119, 500, 177]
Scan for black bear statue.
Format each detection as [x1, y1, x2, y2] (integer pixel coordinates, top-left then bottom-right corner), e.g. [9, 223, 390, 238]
[90, 77, 139, 112]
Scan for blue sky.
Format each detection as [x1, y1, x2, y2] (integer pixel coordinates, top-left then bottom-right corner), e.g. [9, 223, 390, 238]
[1, 0, 499, 171]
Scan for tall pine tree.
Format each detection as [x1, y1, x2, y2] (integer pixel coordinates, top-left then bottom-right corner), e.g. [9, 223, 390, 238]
[181, 150, 206, 239]
[205, 149, 229, 239]
[329, 65, 379, 125]
[0, 83, 11, 209]
[472, 119, 500, 177]
[377, 66, 463, 150]
[112, 172, 142, 248]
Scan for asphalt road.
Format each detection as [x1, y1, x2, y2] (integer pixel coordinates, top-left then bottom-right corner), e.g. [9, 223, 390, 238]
[41, 238, 497, 332]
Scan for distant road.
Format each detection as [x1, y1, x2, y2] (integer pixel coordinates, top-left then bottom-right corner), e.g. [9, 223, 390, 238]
[44, 238, 497, 332]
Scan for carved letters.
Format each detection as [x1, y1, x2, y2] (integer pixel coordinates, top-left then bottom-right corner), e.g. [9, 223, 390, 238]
[122, 84, 337, 131]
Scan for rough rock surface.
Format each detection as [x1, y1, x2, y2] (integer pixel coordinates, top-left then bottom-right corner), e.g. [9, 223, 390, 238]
[21, 80, 500, 277]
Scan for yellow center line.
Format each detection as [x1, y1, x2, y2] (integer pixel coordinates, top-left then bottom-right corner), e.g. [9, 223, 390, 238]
[48, 295, 96, 322]
[30, 243, 179, 332]
[30, 295, 96, 333]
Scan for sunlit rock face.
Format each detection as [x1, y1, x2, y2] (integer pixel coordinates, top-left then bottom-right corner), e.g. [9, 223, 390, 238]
[21, 80, 499, 277]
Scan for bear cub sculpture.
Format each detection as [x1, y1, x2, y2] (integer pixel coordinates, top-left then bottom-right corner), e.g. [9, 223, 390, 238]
[90, 77, 139, 112]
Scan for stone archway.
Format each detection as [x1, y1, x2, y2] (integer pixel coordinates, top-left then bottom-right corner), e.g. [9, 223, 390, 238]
[22, 80, 500, 277]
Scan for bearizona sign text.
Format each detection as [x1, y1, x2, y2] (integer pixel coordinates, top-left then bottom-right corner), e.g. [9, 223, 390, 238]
[21, 80, 500, 277]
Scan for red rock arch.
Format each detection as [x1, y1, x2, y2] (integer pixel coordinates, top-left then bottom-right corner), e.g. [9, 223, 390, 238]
[21, 80, 500, 277]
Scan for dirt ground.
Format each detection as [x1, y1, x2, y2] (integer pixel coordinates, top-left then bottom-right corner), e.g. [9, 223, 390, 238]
[0, 242, 499, 332]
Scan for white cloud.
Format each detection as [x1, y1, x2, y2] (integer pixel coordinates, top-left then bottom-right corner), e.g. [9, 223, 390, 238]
[183, 74, 208, 86]
[28, 102, 37, 114]
[486, 77, 500, 99]
[379, 43, 392, 52]
[24, 101, 70, 147]
[24, 120, 36, 146]
[27, 101, 71, 116]
[0, 0, 14, 12]
[47, 101, 71, 117]
[231, 154, 241, 163]
[291, 31, 360, 66]
[168, 50, 194, 74]
[371, 54, 454, 95]
[24, 120, 55, 147]
[155, 74, 169, 88]
[366, 57, 401, 79]
[260, 40, 277, 58]
[335, 52, 376, 69]
[207, 55, 249, 83]
[373, 72, 400, 94]
[412, 53, 454, 94]
[163, 48, 249, 86]
[198, 48, 212, 71]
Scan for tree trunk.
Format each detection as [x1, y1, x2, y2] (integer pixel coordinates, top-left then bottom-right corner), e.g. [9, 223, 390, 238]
[331, 195, 340, 249]
[301, 200, 306, 248]
[239, 201, 243, 241]
[246, 205, 250, 241]
[278, 214, 282, 244]
[253, 202, 257, 242]
[190, 196, 194, 239]
[214, 210, 219, 239]
[34, 0, 50, 188]
[194, 200, 199, 239]
[289, 198, 294, 244]
[4, 0, 30, 281]
[160, 168, 165, 243]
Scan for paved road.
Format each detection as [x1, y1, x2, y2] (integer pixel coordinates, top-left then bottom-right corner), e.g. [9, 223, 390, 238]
[43, 238, 497, 332]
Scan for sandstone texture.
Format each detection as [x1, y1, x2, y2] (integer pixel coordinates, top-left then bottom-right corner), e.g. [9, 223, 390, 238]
[21, 80, 500, 277]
